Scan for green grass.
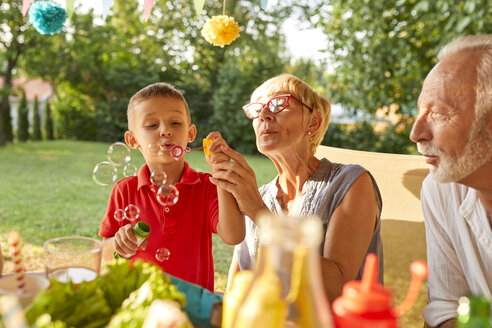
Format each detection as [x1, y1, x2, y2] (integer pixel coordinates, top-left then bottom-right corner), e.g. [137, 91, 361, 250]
[0, 140, 276, 290]
[0, 140, 426, 327]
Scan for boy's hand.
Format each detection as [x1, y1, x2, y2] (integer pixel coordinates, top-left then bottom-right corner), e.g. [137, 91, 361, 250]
[113, 224, 147, 258]
[204, 132, 231, 173]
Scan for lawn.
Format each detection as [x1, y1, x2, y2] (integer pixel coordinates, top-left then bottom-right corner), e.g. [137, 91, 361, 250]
[0, 140, 426, 327]
[0, 140, 276, 290]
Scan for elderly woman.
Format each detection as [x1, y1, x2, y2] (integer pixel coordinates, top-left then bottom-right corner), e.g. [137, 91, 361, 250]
[207, 74, 382, 302]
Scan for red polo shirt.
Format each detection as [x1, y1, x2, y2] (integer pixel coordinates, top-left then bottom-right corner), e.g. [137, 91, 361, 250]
[99, 162, 219, 291]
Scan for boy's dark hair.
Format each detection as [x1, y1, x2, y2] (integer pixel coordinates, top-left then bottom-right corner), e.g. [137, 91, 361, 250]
[127, 82, 190, 130]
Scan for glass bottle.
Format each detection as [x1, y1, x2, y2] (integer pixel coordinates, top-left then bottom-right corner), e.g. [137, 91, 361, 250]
[230, 213, 334, 328]
[456, 295, 491, 328]
[113, 221, 150, 259]
[222, 270, 254, 328]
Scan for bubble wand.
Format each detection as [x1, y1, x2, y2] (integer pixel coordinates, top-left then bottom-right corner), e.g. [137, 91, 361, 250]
[170, 138, 213, 159]
[7, 231, 27, 295]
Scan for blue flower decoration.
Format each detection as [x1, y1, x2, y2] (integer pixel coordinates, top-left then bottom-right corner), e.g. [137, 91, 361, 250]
[28, 1, 67, 35]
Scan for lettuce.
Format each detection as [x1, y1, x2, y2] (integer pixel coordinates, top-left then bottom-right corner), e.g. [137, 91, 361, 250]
[25, 260, 186, 328]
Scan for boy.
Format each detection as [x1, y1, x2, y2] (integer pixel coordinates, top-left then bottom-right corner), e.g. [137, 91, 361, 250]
[99, 82, 245, 291]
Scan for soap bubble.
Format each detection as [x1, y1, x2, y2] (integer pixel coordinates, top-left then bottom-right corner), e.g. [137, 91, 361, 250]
[148, 143, 164, 157]
[170, 145, 184, 159]
[124, 204, 140, 221]
[123, 163, 137, 177]
[93, 161, 118, 186]
[156, 248, 171, 261]
[156, 184, 179, 206]
[107, 142, 131, 166]
[150, 170, 167, 186]
[114, 209, 125, 222]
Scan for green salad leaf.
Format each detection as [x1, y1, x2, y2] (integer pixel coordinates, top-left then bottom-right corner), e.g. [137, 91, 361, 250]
[25, 260, 186, 328]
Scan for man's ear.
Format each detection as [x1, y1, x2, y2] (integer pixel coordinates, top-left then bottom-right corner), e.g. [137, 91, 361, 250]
[125, 131, 139, 149]
[188, 124, 197, 143]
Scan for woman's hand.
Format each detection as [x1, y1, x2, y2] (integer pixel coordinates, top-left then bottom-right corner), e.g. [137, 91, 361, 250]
[205, 132, 231, 174]
[205, 132, 268, 220]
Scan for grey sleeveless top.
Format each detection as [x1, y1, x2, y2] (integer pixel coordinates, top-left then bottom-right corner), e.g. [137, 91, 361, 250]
[235, 158, 384, 283]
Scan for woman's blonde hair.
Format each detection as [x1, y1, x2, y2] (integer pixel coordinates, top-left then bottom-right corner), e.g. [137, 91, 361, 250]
[250, 74, 331, 154]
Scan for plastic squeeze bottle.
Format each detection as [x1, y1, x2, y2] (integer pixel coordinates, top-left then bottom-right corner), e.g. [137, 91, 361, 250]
[332, 253, 427, 328]
[113, 221, 151, 259]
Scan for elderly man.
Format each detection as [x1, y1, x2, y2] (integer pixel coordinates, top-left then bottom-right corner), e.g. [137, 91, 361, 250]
[410, 34, 492, 327]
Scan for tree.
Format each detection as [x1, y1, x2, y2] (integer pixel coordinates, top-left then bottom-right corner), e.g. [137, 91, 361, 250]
[32, 96, 42, 140]
[0, 0, 50, 145]
[304, 0, 492, 116]
[44, 99, 54, 140]
[16, 91, 29, 141]
[0, 88, 13, 142]
[181, 0, 292, 149]
[211, 39, 287, 153]
[23, 0, 293, 144]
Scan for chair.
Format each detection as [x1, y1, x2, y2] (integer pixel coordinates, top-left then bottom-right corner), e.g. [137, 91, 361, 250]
[315, 145, 429, 326]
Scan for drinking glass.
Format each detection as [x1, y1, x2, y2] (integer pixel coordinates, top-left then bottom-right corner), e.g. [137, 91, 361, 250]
[44, 236, 102, 284]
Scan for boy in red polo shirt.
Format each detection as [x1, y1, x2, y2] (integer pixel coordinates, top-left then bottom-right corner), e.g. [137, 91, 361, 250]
[99, 82, 245, 291]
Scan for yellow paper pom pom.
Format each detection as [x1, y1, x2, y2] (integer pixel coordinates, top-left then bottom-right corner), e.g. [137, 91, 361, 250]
[201, 15, 241, 47]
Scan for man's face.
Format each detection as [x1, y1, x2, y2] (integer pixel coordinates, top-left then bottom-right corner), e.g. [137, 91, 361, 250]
[410, 51, 492, 183]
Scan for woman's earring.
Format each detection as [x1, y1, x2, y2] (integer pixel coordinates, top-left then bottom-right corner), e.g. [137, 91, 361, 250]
[307, 131, 312, 136]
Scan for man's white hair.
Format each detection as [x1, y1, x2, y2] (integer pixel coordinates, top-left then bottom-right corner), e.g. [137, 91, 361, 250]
[438, 34, 492, 121]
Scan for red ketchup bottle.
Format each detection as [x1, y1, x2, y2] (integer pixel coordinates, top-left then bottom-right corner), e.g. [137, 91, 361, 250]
[332, 253, 427, 328]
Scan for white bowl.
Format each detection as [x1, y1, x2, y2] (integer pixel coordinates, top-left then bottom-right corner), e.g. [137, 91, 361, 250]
[0, 273, 50, 307]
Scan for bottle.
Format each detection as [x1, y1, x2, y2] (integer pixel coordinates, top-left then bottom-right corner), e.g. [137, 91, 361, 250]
[332, 253, 427, 328]
[222, 270, 254, 328]
[230, 214, 334, 328]
[113, 221, 151, 259]
[456, 295, 491, 328]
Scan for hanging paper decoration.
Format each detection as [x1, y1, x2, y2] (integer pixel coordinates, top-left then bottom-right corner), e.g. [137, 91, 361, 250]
[28, 1, 67, 35]
[201, 15, 240, 47]
[193, 0, 205, 17]
[261, 0, 268, 10]
[143, 0, 154, 22]
[22, 0, 32, 17]
[102, 0, 114, 21]
[66, 0, 75, 19]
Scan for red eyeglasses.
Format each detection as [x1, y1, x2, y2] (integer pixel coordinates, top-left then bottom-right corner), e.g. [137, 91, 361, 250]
[242, 94, 314, 119]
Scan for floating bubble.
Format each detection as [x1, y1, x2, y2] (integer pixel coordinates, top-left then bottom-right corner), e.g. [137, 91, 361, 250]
[123, 163, 137, 177]
[114, 209, 125, 222]
[148, 143, 164, 157]
[170, 146, 194, 160]
[156, 248, 171, 261]
[170, 145, 184, 159]
[150, 170, 167, 186]
[107, 142, 131, 166]
[156, 184, 179, 206]
[93, 161, 118, 186]
[124, 204, 140, 221]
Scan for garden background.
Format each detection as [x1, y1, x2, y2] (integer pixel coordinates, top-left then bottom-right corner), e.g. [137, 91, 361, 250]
[1, 1, 492, 327]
